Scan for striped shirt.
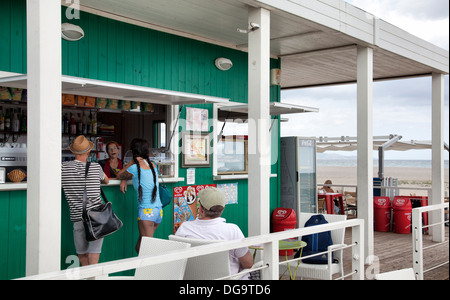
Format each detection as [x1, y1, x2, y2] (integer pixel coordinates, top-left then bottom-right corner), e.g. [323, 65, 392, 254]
[61, 160, 105, 222]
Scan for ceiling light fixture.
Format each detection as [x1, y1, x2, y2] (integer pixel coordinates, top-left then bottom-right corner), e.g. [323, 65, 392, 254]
[61, 23, 85, 41]
[215, 57, 233, 71]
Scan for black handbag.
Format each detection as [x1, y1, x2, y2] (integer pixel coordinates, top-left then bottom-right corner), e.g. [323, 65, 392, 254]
[153, 161, 172, 208]
[82, 163, 123, 242]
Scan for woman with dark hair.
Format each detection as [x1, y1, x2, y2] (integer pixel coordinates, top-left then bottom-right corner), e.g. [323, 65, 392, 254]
[117, 138, 162, 253]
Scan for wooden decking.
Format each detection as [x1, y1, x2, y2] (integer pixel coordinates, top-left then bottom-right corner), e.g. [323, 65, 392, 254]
[341, 225, 449, 280]
[280, 223, 448, 280]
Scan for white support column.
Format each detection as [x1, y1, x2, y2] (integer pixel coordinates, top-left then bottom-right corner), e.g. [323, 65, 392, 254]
[431, 73, 445, 242]
[247, 7, 271, 236]
[26, 0, 62, 276]
[356, 46, 374, 262]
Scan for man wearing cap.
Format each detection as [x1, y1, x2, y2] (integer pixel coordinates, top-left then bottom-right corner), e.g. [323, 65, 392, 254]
[175, 187, 253, 279]
[62, 135, 109, 266]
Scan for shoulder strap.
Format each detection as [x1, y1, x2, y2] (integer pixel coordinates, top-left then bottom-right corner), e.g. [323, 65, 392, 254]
[82, 162, 91, 220]
[151, 160, 165, 187]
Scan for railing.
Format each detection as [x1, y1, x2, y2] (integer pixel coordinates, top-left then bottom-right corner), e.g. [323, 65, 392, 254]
[17, 218, 364, 280]
[319, 183, 443, 217]
[412, 202, 449, 280]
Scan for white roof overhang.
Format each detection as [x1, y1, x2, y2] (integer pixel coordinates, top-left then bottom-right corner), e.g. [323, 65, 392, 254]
[0, 75, 229, 105]
[315, 135, 448, 153]
[66, 0, 449, 90]
[218, 102, 318, 121]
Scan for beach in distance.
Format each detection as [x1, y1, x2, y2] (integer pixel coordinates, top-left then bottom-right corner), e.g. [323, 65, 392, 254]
[317, 165, 449, 197]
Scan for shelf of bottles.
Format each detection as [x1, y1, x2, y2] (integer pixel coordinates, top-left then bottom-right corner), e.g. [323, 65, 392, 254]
[1, 87, 27, 136]
[0, 105, 27, 134]
[62, 109, 100, 137]
[0, 102, 27, 144]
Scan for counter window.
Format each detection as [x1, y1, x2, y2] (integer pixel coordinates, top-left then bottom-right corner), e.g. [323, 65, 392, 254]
[216, 115, 249, 175]
[217, 135, 248, 174]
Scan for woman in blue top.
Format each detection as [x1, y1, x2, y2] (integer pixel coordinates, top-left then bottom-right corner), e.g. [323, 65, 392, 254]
[117, 138, 162, 253]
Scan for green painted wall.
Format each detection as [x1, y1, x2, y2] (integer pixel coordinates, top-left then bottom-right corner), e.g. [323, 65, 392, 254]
[0, 0, 282, 279]
[0, 190, 27, 280]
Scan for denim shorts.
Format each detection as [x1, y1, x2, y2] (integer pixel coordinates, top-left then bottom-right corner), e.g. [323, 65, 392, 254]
[73, 221, 104, 254]
[137, 207, 163, 224]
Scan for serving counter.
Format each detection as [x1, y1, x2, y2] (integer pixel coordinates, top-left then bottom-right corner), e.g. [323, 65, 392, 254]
[0, 176, 184, 191]
[0, 178, 182, 280]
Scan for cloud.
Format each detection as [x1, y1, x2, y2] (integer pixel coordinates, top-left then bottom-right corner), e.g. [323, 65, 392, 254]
[348, 0, 448, 20]
[281, 1, 449, 160]
[281, 77, 450, 159]
[395, 0, 449, 21]
[347, 0, 449, 49]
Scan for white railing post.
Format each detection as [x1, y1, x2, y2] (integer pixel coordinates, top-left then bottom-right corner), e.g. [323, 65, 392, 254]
[412, 203, 449, 280]
[352, 219, 365, 280]
[261, 241, 279, 280]
[412, 208, 424, 280]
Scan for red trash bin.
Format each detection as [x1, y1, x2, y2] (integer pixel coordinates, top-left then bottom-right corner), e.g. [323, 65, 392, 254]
[374, 196, 391, 232]
[393, 196, 412, 234]
[272, 208, 297, 255]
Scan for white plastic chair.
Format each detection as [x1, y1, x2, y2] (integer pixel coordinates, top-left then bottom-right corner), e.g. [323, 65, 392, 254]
[374, 268, 416, 280]
[107, 237, 190, 280]
[169, 235, 262, 280]
[293, 213, 347, 280]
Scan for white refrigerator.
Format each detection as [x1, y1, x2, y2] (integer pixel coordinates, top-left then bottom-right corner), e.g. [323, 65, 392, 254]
[280, 137, 317, 225]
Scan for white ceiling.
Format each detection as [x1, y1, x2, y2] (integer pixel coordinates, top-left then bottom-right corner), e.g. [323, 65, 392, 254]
[72, 0, 447, 89]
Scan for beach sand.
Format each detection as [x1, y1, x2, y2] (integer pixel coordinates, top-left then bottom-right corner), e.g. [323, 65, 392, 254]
[317, 166, 449, 197]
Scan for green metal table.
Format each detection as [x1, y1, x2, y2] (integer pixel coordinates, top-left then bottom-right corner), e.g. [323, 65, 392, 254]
[249, 240, 307, 280]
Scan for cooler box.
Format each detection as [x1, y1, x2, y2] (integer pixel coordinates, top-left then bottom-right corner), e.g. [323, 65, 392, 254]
[374, 196, 391, 232]
[272, 208, 297, 255]
[393, 196, 412, 234]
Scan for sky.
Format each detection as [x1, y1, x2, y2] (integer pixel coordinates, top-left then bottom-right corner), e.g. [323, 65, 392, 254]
[280, 0, 449, 160]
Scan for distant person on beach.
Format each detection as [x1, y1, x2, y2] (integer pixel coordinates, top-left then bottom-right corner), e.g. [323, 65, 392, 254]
[322, 179, 335, 193]
[321, 179, 341, 214]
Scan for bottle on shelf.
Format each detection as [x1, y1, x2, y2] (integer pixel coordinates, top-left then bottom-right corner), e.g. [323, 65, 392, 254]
[87, 110, 93, 134]
[12, 109, 20, 132]
[63, 113, 69, 134]
[82, 111, 88, 135]
[70, 113, 77, 135]
[91, 111, 97, 135]
[4, 108, 11, 131]
[77, 113, 82, 135]
[0, 106, 4, 131]
[20, 109, 27, 132]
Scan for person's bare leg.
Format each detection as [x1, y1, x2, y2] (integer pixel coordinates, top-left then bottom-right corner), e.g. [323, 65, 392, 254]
[78, 254, 89, 266]
[88, 253, 100, 265]
[78, 253, 100, 266]
[136, 220, 158, 254]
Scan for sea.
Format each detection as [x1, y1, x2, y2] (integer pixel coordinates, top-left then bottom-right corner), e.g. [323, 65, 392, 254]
[317, 159, 449, 169]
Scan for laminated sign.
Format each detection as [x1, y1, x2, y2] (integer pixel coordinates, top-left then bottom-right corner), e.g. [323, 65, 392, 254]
[173, 184, 216, 233]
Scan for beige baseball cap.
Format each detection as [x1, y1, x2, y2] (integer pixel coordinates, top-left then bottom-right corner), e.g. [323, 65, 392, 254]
[198, 187, 225, 210]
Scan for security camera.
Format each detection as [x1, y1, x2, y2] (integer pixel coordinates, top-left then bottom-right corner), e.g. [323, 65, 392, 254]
[249, 22, 260, 31]
[236, 22, 261, 34]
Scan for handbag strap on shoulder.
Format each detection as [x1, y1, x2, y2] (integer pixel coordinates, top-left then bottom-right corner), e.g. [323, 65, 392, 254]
[82, 162, 91, 221]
